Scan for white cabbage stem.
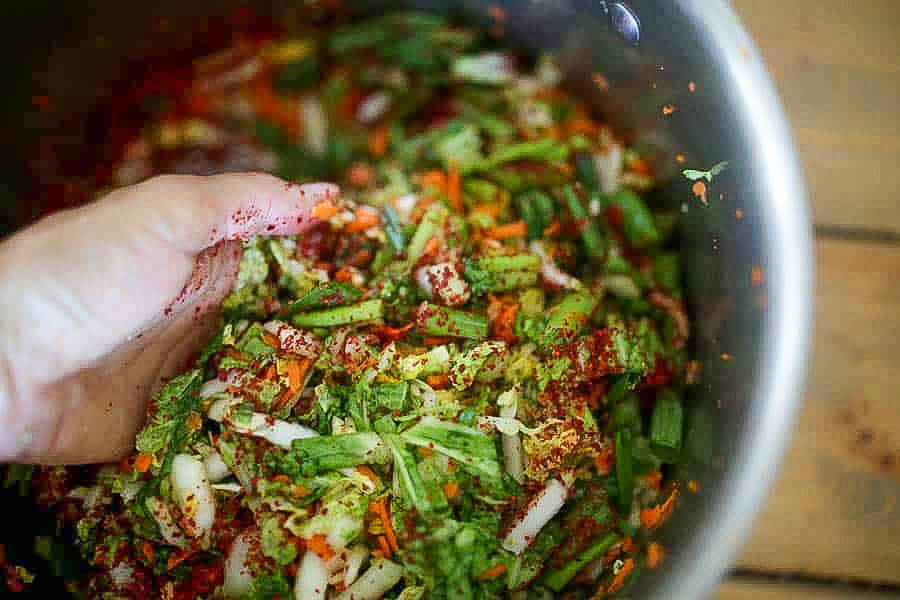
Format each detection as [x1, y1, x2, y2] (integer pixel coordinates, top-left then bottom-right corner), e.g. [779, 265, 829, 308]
[203, 451, 231, 483]
[145, 497, 188, 548]
[170, 454, 215, 539]
[502, 478, 569, 554]
[224, 529, 259, 598]
[294, 550, 330, 600]
[342, 545, 369, 588]
[334, 559, 404, 600]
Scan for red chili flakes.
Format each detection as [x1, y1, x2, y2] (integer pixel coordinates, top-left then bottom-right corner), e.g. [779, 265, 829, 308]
[735, 208, 744, 221]
[675, 154, 686, 164]
[688, 81, 697, 93]
[662, 104, 676, 116]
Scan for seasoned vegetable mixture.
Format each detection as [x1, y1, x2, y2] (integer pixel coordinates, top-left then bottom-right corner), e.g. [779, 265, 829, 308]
[11, 8, 706, 599]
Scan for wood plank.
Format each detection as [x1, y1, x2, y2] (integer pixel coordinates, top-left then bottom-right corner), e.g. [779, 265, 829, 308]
[717, 579, 900, 600]
[731, 0, 900, 231]
[735, 239, 900, 582]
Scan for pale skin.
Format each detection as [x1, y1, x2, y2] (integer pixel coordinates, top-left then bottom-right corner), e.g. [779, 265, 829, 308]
[0, 173, 339, 464]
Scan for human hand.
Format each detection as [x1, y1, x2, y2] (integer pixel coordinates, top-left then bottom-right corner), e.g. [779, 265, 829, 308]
[0, 173, 338, 464]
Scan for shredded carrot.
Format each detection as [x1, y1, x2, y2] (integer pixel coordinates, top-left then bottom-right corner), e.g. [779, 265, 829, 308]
[447, 165, 462, 212]
[377, 535, 392, 558]
[605, 558, 635, 594]
[275, 358, 312, 410]
[563, 114, 600, 136]
[369, 124, 389, 157]
[594, 446, 614, 476]
[261, 364, 278, 381]
[167, 549, 194, 571]
[292, 485, 311, 498]
[134, 453, 154, 474]
[447, 459, 457, 473]
[630, 158, 652, 176]
[421, 237, 442, 262]
[417, 446, 434, 457]
[476, 564, 507, 580]
[621, 536, 637, 555]
[646, 542, 665, 569]
[485, 220, 527, 239]
[687, 480, 700, 494]
[543, 219, 561, 237]
[357, 466, 380, 485]
[251, 79, 301, 137]
[261, 331, 281, 349]
[344, 206, 381, 233]
[423, 336, 453, 346]
[419, 170, 447, 194]
[426, 374, 450, 389]
[443, 481, 460, 499]
[371, 548, 386, 559]
[369, 499, 399, 553]
[141, 541, 155, 563]
[489, 301, 519, 344]
[307, 534, 335, 561]
[640, 487, 679, 530]
[472, 203, 502, 217]
[643, 469, 662, 491]
[372, 322, 415, 342]
[311, 201, 339, 221]
[334, 266, 355, 283]
[272, 475, 292, 486]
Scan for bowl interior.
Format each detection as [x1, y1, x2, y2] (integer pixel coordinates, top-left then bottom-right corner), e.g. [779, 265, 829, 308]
[0, 1, 812, 597]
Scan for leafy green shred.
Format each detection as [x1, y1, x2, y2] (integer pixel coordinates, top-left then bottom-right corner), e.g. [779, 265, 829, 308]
[134, 370, 202, 456]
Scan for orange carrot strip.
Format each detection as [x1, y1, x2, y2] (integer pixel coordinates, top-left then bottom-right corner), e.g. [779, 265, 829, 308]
[443, 481, 459, 499]
[377, 535, 392, 558]
[311, 201, 339, 221]
[357, 466, 380, 485]
[141, 541, 155, 563]
[344, 207, 381, 233]
[369, 125, 390, 157]
[640, 487, 679, 530]
[426, 374, 450, 390]
[485, 220, 527, 239]
[369, 499, 399, 553]
[307, 534, 335, 561]
[134, 453, 154, 473]
[447, 165, 462, 212]
[476, 564, 507, 580]
[472, 204, 502, 217]
[419, 170, 447, 194]
[605, 558, 635, 594]
[646, 542, 665, 569]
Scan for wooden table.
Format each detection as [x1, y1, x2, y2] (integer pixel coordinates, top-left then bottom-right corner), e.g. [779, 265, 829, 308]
[716, 1, 900, 597]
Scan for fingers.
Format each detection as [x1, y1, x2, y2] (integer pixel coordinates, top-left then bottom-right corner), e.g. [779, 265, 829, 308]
[109, 172, 340, 253]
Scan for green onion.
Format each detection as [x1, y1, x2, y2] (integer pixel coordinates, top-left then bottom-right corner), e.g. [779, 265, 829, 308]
[650, 389, 683, 461]
[286, 282, 362, 314]
[543, 292, 598, 348]
[612, 189, 661, 248]
[472, 253, 541, 273]
[292, 299, 384, 328]
[616, 429, 634, 513]
[563, 185, 605, 260]
[541, 532, 620, 592]
[477, 139, 570, 170]
[516, 189, 555, 240]
[417, 302, 488, 340]
[488, 270, 539, 292]
[406, 204, 448, 267]
[610, 393, 642, 434]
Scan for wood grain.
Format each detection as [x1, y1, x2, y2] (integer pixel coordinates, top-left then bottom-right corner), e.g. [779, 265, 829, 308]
[731, 0, 900, 231]
[733, 239, 900, 582]
[717, 580, 900, 600]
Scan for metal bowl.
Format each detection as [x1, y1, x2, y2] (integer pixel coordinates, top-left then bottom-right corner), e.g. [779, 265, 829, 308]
[1, 1, 813, 597]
